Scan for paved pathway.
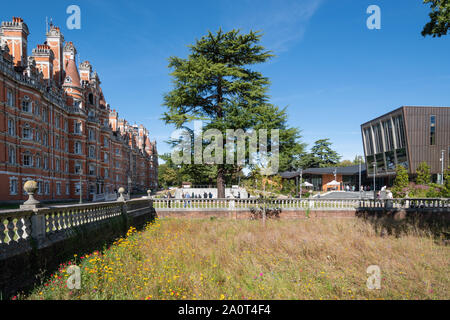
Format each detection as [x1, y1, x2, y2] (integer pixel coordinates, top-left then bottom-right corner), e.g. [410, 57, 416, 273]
[315, 191, 375, 199]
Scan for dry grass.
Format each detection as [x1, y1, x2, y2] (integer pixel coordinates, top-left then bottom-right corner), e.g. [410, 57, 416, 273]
[20, 217, 449, 300]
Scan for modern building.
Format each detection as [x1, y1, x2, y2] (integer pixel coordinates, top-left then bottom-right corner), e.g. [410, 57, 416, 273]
[280, 164, 371, 192]
[0, 16, 158, 203]
[361, 106, 450, 185]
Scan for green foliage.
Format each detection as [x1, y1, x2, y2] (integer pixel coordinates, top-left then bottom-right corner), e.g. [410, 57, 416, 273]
[416, 161, 431, 185]
[422, 0, 450, 37]
[162, 29, 305, 195]
[426, 183, 443, 198]
[392, 165, 409, 198]
[442, 166, 450, 197]
[299, 139, 341, 169]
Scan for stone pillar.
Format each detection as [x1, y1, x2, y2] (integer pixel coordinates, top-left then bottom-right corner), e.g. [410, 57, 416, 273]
[20, 180, 40, 210]
[117, 187, 126, 202]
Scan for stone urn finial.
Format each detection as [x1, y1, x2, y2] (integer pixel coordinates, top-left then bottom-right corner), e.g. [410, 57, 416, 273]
[117, 187, 126, 201]
[20, 180, 40, 209]
[147, 189, 151, 198]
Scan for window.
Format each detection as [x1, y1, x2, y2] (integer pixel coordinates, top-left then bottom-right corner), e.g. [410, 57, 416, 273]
[65, 140, 69, 152]
[23, 125, 32, 140]
[38, 181, 43, 195]
[56, 182, 61, 195]
[55, 136, 60, 150]
[430, 115, 436, 146]
[105, 168, 109, 178]
[6, 89, 14, 107]
[89, 146, 95, 158]
[22, 98, 31, 112]
[89, 129, 95, 141]
[382, 120, 394, 151]
[23, 154, 33, 167]
[44, 182, 50, 195]
[74, 121, 82, 134]
[66, 183, 70, 195]
[34, 102, 40, 116]
[88, 93, 94, 105]
[8, 146, 15, 164]
[75, 182, 80, 195]
[43, 108, 48, 122]
[363, 127, 374, 156]
[65, 160, 69, 173]
[9, 178, 18, 195]
[43, 133, 48, 146]
[55, 114, 60, 128]
[373, 123, 383, 154]
[75, 162, 82, 174]
[104, 153, 108, 162]
[74, 141, 82, 154]
[55, 159, 60, 172]
[115, 148, 120, 155]
[89, 165, 95, 176]
[394, 116, 406, 149]
[8, 119, 15, 136]
[35, 130, 40, 143]
[36, 156, 41, 168]
[104, 137, 108, 147]
[65, 120, 68, 132]
[44, 156, 49, 170]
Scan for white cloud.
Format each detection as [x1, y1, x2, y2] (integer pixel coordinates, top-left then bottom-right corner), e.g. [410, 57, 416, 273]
[220, 0, 324, 53]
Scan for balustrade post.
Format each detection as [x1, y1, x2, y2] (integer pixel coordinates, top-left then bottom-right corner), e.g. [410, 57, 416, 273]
[30, 208, 48, 248]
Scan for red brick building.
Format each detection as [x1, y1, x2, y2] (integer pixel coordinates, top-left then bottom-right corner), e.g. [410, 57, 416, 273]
[0, 17, 158, 203]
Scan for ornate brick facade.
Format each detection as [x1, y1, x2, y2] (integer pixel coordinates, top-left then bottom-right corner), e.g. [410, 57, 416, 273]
[0, 17, 158, 203]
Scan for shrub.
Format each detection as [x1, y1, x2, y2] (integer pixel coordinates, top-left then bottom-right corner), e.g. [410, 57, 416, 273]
[416, 161, 431, 185]
[426, 183, 442, 198]
[392, 165, 409, 198]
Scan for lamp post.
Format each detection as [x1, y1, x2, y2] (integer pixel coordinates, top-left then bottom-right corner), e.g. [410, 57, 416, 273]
[359, 156, 362, 199]
[298, 168, 303, 199]
[440, 149, 445, 185]
[372, 162, 376, 200]
[333, 168, 337, 191]
[128, 176, 132, 199]
[79, 168, 83, 204]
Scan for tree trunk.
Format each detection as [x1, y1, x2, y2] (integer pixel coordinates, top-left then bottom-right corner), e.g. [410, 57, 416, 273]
[217, 165, 225, 198]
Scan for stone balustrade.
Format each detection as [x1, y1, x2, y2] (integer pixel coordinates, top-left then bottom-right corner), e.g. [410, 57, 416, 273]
[0, 185, 155, 259]
[153, 197, 450, 211]
[0, 184, 156, 297]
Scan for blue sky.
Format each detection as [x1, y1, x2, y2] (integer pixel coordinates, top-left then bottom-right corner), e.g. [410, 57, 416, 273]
[4, 0, 450, 161]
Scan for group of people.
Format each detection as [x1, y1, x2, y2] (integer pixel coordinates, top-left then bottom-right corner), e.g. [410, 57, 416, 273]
[344, 185, 374, 192]
[182, 192, 213, 199]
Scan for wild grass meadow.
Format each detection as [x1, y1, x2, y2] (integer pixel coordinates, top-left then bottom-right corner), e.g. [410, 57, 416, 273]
[19, 217, 449, 300]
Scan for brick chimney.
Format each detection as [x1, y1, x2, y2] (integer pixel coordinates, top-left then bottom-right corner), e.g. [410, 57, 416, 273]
[0, 17, 30, 67]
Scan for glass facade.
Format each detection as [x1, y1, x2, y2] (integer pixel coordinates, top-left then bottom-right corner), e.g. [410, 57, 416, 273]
[363, 114, 408, 175]
[430, 115, 436, 145]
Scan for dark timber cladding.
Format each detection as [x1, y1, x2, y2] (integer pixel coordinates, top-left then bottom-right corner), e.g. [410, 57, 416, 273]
[361, 106, 450, 178]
